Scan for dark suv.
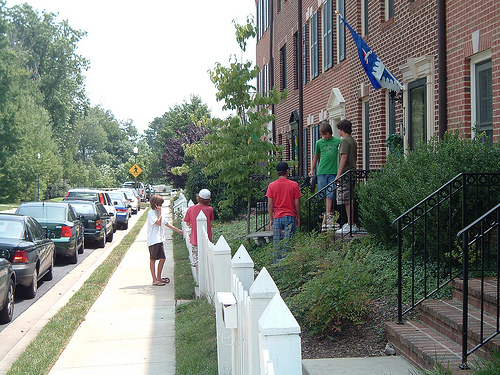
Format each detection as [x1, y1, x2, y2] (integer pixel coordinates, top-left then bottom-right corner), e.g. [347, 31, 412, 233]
[63, 200, 113, 248]
[64, 188, 117, 232]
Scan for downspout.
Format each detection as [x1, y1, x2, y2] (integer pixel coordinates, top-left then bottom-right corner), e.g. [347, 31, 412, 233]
[297, 0, 304, 176]
[437, 0, 447, 139]
[270, 0, 276, 144]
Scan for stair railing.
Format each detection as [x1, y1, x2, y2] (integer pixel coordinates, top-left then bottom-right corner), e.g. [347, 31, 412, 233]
[394, 173, 500, 324]
[456, 202, 500, 370]
[305, 169, 374, 233]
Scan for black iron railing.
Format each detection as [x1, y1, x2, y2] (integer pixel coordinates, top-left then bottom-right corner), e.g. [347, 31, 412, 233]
[394, 173, 500, 324]
[456, 203, 500, 369]
[305, 169, 374, 234]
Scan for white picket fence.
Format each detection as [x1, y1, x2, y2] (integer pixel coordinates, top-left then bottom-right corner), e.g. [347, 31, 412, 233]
[173, 194, 302, 375]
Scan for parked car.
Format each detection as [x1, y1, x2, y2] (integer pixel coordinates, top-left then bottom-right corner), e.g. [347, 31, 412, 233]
[119, 188, 140, 214]
[63, 200, 113, 248]
[16, 202, 84, 264]
[113, 199, 130, 230]
[122, 181, 145, 202]
[0, 248, 15, 323]
[64, 188, 117, 232]
[107, 190, 132, 217]
[0, 213, 55, 299]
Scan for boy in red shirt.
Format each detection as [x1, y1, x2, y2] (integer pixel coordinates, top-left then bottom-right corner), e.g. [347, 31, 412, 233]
[266, 162, 301, 262]
[183, 189, 214, 271]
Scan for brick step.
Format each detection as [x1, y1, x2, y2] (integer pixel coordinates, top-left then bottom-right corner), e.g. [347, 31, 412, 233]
[385, 321, 480, 374]
[452, 278, 498, 316]
[419, 299, 500, 357]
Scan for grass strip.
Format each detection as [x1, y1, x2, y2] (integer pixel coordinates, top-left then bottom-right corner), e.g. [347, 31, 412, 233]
[6, 209, 149, 375]
[175, 299, 217, 375]
[171, 218, 217, 374]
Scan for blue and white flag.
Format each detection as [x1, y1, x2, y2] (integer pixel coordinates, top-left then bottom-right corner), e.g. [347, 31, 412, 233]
[338, 13, 403, 92]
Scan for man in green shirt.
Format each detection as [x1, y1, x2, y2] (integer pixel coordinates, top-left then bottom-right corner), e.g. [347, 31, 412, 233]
[308, 121, 341, 230]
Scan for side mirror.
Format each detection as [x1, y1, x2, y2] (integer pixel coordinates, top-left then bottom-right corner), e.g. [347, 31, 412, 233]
[0, 249, 9, 259]
[113, 201, 119, 206]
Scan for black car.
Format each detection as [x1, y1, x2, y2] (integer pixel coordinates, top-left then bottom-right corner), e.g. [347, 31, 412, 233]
[0, 249, 15, 323]
[16, 202, 85, 264]
[64, 200, 113, 248]
[0, 214, 56, 299]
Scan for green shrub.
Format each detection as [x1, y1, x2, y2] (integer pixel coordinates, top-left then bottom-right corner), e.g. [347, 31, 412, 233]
[358, 133, 500, 245]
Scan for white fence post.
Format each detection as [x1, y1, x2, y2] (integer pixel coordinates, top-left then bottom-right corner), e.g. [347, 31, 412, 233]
[214, 236, 233, 293]
[248, 267, 279, 375]
[232, 244, 254, 291]
[258, 293, 302, 375]
[196, 211, 208, 297]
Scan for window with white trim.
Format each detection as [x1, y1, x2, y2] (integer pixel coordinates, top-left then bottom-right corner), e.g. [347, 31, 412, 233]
[310, 11, 319, 79]
[322, 0, 333, 71]
[471, 52, 492, 144]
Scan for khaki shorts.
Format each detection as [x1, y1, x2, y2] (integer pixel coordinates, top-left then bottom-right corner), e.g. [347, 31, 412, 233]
[336, 179, 353, 205]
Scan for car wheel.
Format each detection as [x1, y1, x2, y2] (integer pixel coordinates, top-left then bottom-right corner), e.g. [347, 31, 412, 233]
[98, 235, 106, 248]
[25, 267, 38, 299]
[78, 240, 84, 254]
[113, 222, 117, 233]
[43, 252, 55, 281]
[0, 278, 15, 323]
[69, 246, 78, 264]
[123, 221, 128, 230]
[106, 229, 113, 243]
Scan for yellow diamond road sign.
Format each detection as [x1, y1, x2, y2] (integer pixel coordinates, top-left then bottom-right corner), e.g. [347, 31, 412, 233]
[129, 163, 143, 178]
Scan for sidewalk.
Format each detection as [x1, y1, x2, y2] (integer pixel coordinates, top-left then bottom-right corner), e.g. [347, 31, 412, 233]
[48, 206, 176, 375]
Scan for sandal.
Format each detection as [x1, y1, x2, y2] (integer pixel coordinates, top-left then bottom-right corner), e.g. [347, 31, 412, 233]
[152, 281, 166, 286]
[161, 277, 170, 284]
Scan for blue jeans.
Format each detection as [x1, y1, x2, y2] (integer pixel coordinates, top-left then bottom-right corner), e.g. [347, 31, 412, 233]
[272, 215, 296, 262]
[317, 174, 337, 199]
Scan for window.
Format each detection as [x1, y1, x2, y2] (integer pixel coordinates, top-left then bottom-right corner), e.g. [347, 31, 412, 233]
[361, 0, 369, 36]
[277, 0, 281, 13]
[280, 45, 287, 90]
[310, 11, 319, 79]
[362, 99, 370, 169]
[337, 0, 346, 62]
[322, 0, 333, 71]
[408, 78, 427, 150]
[473, 58, 492, 144]
[311, 123, 320, 173]
[302, 24, 308, 84]
[264, 63, 269, 95]
[385, 0, 394, 20]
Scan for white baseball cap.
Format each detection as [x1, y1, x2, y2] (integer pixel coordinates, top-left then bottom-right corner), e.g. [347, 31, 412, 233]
[198, 189, 211, 200]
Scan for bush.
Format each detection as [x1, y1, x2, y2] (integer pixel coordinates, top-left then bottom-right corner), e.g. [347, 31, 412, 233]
[358, 133, 500, 245]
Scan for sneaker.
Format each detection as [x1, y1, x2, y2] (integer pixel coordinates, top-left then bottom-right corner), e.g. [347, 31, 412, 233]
[336, 223, 359, 234]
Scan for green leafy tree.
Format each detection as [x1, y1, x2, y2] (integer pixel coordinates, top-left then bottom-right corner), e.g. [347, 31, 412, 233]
[6, 3, 89, 150]
[186, 17, 286, 236]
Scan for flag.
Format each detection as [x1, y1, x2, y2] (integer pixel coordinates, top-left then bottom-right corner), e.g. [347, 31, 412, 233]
[338, 13, 404, 92]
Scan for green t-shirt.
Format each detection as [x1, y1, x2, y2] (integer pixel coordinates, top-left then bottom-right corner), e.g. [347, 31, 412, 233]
[314, 136, 341, 175]
[338, 135, 358, 172]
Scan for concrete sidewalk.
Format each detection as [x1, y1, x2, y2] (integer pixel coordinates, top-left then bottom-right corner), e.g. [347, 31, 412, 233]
[48, 207, 176, 375]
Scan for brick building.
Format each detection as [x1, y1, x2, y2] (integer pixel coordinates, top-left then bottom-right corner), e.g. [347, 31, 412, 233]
[255, 0, 499, 174]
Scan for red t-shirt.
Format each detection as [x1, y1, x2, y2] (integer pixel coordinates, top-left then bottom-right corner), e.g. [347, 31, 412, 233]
[266, 178, 302, 218]
[183, 204, 214, 245]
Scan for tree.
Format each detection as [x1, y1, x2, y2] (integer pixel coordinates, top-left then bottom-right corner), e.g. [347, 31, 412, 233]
[144, 96, 211, 184]
[186, 17, 286, 236]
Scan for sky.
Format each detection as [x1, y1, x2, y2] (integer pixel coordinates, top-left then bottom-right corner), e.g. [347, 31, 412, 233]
[6, 0, 257, 133]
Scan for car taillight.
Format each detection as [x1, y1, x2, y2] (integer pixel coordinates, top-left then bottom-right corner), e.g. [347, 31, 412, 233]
[65, 192, 69, 198]
[13, 250, 29, 263]
[117, 208, 127, 212]
[61, 226, 72, 237]
[96, 220, 102, 230]
[99, 194, 105, 205]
